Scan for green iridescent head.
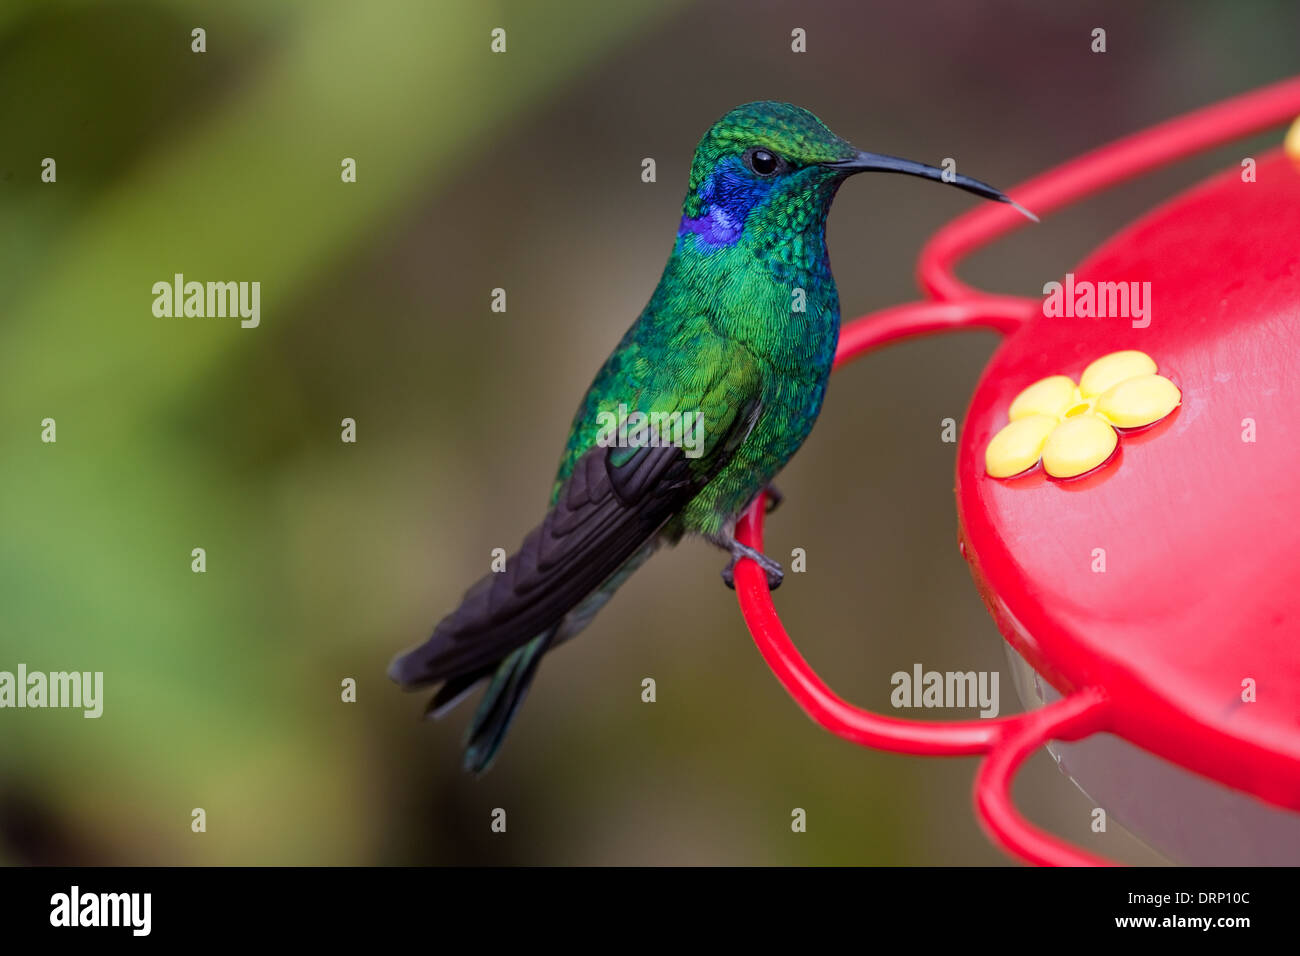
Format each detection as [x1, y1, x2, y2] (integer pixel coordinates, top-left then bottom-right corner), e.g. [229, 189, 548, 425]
[678, 101, 1033, 250]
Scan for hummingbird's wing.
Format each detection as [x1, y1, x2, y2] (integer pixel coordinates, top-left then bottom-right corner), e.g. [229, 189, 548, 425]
[389, 340, 763, 689]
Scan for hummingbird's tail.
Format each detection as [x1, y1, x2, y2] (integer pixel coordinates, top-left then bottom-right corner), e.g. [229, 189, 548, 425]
[459, 628, 557, 773]
[412, 541, 658, 773]
[388, 439, 700, 771]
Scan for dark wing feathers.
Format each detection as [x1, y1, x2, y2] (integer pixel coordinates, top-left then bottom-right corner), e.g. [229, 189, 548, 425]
[388, 440, 703, 689]
[390, 335, 765, 703]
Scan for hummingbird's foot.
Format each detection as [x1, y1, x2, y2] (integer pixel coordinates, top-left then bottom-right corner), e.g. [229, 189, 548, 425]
[720, 541, 784, 591]
[763, 483, 784, 514]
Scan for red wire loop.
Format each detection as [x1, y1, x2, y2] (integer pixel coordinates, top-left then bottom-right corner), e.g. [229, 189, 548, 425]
[919, 75, 1300, 302]
[974, 687, 1113, 867]
[734, 74, 1300, 866]
[833, 298, 1035, 368]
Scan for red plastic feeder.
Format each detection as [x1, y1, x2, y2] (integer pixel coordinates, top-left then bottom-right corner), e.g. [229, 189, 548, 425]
[734, 76, 1300, 865]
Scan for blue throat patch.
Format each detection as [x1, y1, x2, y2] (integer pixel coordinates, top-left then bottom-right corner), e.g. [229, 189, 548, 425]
[677, 158, 773, 250]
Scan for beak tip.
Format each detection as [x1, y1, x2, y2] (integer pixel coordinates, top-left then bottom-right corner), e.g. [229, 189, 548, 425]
[826, 148, 1039, 223]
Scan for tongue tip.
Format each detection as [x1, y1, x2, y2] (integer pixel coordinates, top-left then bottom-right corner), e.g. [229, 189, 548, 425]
[1004, 197, 1040, 223]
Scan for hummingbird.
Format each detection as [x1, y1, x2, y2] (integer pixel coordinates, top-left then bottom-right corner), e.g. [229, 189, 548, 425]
[390, 102, 1032, 772]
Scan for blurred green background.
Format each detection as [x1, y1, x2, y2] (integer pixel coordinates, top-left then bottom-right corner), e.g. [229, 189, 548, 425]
[1, 0, 1295, 865]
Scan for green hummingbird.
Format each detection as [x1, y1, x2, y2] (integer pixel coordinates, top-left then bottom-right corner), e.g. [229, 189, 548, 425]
[390, 101, 1031, 771]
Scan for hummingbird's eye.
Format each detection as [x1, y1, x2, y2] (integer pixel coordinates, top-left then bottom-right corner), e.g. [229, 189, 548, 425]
[744, 148, 784, 177]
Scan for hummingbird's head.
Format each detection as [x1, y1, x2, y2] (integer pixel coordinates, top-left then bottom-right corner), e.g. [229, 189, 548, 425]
[679, 101, 1033, 252]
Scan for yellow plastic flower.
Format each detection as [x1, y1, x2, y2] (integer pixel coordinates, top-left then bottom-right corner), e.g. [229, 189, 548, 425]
[985, 350, 1181, 479]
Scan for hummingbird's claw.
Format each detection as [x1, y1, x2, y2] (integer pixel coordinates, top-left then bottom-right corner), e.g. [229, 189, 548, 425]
[764, 483, 784, 514]
[721, 541, 784, 591]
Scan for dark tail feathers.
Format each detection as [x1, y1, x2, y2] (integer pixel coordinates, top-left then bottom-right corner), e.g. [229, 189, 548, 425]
[459, 629, 556, 773]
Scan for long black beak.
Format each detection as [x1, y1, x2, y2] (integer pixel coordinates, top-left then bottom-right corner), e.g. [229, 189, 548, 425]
[821, 150, 1038, 222]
